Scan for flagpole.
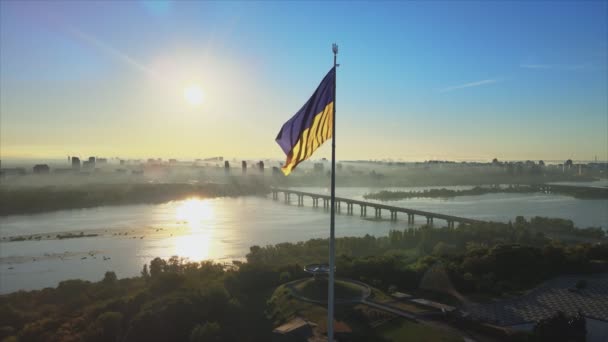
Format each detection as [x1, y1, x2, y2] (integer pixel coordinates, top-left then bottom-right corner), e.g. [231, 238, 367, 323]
[328, 42, 338, 342]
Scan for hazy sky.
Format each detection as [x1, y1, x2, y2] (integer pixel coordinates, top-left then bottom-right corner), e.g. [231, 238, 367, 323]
[1, 1, 607, 161]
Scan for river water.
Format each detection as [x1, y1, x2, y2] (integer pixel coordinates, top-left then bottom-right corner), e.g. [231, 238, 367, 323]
[1, 186, 607, 293]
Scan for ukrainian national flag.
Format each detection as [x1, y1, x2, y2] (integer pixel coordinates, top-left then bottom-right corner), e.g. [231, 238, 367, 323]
[276, 67, 335, 175]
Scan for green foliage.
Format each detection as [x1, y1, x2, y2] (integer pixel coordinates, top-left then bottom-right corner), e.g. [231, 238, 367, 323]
[103, 271, 117, 285]
[0, 325, 15, 340]
[0, 182, 270, 216]
[189, 321, 221, 342]
[364, 185, 608, 201]
[141, 264, 150, 279]
[83, 311, 123, 342]
[375, 318, 462, 342]
[533, 311, 586, 342]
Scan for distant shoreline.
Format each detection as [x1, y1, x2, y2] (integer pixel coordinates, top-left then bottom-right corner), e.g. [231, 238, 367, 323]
[0, 182, 270, 216]
[364, 185, 608, 201]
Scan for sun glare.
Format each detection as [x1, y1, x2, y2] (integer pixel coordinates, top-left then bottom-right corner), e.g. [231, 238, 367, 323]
[175, 198, 214, 229]
[173, 198, 215, 261]
[184, 84, 204, 106]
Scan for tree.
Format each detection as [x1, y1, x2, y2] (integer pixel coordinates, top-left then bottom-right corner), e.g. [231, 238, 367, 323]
[141, 264, 150, 279]
[103, 271, 117, 285]
[189, 322, 221, 342]
[534, 311, 586, 342]
[97, 312, 123, 341]
[149, 257, 166, 278]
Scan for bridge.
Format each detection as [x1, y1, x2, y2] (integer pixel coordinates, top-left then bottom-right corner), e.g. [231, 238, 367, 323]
[270, 188, 484, 228]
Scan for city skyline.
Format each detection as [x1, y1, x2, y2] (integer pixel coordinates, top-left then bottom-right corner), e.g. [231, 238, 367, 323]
[1, 1, 607, 161]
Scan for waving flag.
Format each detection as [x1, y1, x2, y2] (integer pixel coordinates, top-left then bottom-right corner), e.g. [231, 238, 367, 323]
[275, 67, 335, 175]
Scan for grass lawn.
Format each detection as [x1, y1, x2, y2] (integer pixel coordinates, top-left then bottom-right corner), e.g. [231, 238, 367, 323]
[267, 284, 327, 325]
[388, 301, 430, 314]
[369, 287, 392, 302]
[376, 319, 462, 342]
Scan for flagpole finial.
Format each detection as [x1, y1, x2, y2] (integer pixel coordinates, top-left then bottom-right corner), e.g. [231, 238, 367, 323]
[332, 43, 338, 55]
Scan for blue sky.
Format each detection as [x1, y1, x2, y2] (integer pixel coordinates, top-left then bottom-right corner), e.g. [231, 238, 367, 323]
[1, 1, 606, 161]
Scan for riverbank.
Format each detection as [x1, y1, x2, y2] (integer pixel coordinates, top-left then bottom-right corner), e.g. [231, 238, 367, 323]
[0, 182, 269, 216]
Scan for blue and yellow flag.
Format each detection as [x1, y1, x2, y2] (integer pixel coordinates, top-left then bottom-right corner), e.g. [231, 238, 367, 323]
[276, 67, 335, 175]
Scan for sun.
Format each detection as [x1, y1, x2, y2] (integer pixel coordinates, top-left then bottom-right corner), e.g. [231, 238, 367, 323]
[184, 84, 204, 106]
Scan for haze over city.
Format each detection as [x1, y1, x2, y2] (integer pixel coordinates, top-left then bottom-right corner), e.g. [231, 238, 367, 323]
[1, 1, 607, 162]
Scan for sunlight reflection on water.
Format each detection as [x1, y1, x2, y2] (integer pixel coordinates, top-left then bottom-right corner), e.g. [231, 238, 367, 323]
[173, 198, 215, 261]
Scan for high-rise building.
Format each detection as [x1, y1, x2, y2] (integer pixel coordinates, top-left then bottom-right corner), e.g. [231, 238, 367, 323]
[71, 157, 81, 171]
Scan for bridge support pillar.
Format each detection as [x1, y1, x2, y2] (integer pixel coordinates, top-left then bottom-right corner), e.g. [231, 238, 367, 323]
[374, 207, 381, 219]
[347, 203, 353, 215]
[448, 220, 454, 229]
[297, 195, 303, 206]
[426, 216, 433, 225]
[272, 191, 278, 200]
[390, 211, 397, 221]
[407, 214, 414, 224]
[360, 205, 367, 217]
[323, 198, 328, 210]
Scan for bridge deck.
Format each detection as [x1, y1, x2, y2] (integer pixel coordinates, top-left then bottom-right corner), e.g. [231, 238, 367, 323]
[272, 188, 484, 224]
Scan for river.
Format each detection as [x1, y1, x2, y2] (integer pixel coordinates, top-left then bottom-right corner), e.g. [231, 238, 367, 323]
[1, 186, 607, 293]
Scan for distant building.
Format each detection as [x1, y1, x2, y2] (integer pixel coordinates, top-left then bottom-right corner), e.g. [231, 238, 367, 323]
[169, 159, 178, 164]
[272, 166, 281, 176]
[272, 317, 315, 342]
[224, 161, 230, 173]
[97, 158, 107, 164]
[33, 164, 50, 174]
[119, 159, 125, 165]
[84, 157, 96, 169]
[314, 163, 324, 173]
[71, 157, 81, 171]
[242, 160, 247, 174]
[257, 161, 264, 173]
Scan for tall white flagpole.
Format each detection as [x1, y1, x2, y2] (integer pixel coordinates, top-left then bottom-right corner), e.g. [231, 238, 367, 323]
[328, 42, 338, 342]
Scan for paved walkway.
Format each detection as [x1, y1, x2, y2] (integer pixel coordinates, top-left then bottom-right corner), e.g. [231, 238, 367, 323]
[284, 277, 371, 304]
[466, 274, 608, 326]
